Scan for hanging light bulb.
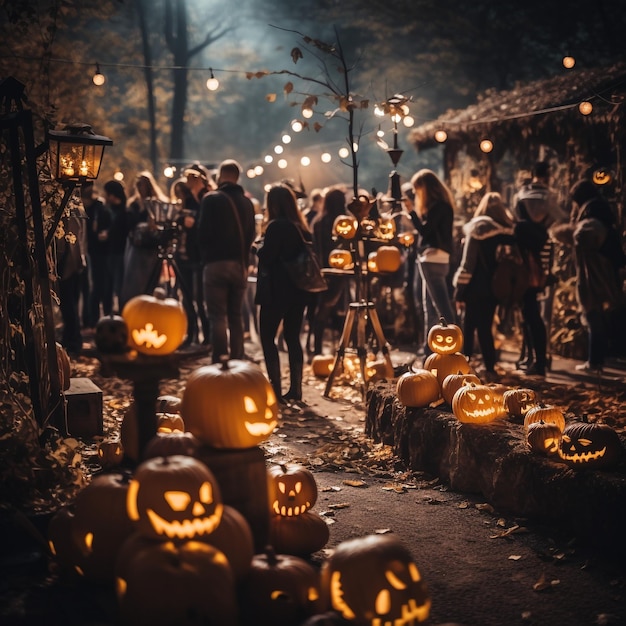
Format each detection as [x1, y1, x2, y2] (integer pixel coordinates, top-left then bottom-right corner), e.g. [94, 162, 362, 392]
[92, 63, 105, 86]
[247, 168, 256, 178]
[300, 156, 311, 166]
[254, 165, 264, 175]
[434, 130, 448, 143]
[321, 152, 332, 163]
[206, 68, 219, 91]
[562, 56, 576, 69]
[480, 139, 494, 153]
[264, 155, 273, 164]
[579, 101, 593, 115]
[402, 115, 415, 127]
[274, 145, 284, 154]
[282, 134, 292, 144]
[114, 170, 124, 181]
[302, 107, 313, 119]
[338, 147, 350, 158]
[291, 120, 303, 132]
[277, 158, 288, 169]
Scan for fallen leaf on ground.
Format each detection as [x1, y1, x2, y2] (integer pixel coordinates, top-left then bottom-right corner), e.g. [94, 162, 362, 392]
[508, 555, 522, 560]
[476, 503, 495, 513]
[375, 528, 392, 534]
[343, 479, 367, 487]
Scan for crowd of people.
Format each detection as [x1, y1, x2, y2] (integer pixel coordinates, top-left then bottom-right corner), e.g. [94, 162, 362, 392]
[54, 159, 626, 401]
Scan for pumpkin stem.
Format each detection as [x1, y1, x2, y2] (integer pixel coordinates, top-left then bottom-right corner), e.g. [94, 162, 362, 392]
[152, 287, 167, 300]
[219, 355, 230, 370]
[582, 412, 589, 423]
[264, 545, 278, 566]
[439, 316, 447, 325]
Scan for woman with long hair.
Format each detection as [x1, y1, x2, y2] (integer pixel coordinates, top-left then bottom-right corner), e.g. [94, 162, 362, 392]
[254, 183, 313, 406]
[408, 169, 457, 354]
[453, 192, 516, 379]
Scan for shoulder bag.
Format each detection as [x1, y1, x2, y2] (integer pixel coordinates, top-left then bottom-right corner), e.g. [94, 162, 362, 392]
[282, 223, 328, 293]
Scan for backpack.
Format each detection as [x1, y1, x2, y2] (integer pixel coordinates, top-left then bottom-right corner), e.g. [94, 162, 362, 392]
[490, 243, 529, 306]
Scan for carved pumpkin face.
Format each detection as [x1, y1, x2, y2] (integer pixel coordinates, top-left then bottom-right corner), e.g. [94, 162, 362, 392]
[558, 421, 623, 469]
[321, 534, 431, 625]
[95, 314, 129, 354]
[240, 548, 321, 626]
[377, 217, 396, 240]
[181, 359, 278, 448]
[156, 412, 185, 434]
[526, 421, 562, 456]
[267, 464, 318, 517]
[427, 318, 463, 354]
[503, 388, 538, 418]
[397, 231, 415, 247]
[98, 440, 125, 468]
[127, 455, 223, 541]
[441, 372, 482, 405]
[333, 214, 359, 239]
[452, 383, 499, 424]
[328, 248, 354, 269]
[122, 288, 188, 356]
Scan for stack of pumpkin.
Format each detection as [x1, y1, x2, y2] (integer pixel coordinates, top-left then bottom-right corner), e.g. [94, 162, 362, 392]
[395, 318, 624, 469]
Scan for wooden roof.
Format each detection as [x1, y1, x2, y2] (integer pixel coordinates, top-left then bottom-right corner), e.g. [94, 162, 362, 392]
[410, 63, 626, 157]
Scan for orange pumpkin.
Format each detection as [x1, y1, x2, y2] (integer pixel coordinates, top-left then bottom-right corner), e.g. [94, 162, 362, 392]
[396, 369, 440, 407]
[503, 388, 538, 419]
[122, 287, 187, 356]
[526, 421, 562, 456]
[375, 245, 402, 273]
[328, 248, 354, 269]
[523, 403, 565, 432]
[267, 463, 318, 518]
[56, 342, 71, 391]
[423, 352, 472, 387]
[427, 317, 464, 354]
[441, 372, 481, 405]
[452, 383, 500, 424]
[332, 214, 359, 239]
[311, 354, 336, 378]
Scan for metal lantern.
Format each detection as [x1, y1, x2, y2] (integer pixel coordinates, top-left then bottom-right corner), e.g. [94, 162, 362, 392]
[48, 123, 112, 183]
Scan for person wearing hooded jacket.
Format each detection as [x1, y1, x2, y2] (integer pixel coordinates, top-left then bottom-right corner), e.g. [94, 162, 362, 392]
[453, 192, 516, 380]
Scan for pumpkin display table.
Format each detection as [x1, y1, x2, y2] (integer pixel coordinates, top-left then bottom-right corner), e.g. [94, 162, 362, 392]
[99, 352, 181, 460]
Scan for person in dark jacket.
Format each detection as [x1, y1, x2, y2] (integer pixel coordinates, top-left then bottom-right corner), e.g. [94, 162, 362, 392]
[408, 169, 457, 355]
[254, 183, 313, 406]
[196, 159, 256, 362]
[553, 179, 626, 373]
[102, 180, 128, 314]
[453, 192, 516, 380]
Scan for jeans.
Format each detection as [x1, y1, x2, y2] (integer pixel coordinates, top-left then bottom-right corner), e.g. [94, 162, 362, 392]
[583, 308, 607, 368]
[418, 261, 456, 353]
[203, 260, 247, 362]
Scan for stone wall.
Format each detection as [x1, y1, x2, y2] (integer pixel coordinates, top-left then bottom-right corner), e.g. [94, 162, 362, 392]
[366, 381, 626, 557]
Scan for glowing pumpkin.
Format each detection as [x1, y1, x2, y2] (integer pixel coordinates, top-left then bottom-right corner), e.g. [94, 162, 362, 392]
[56, 342, 71, 391]
[397, 231, 415, 247]
[375, 245, 402, 273]
[441, 372, 481, 405]
[268, 463, 318, 518]
[423, 352, 472, 387]
[526, 420, 562, 456]
[319, 534, 431, 624]
[333, 214, 359, 240]
[328, 248, 354, 270]
[558, 420, 623, 469]
[156, 412, 185, 434]
[396, 369, 440, 408]
[451, 383, 499, 424]
[122, 287, 187, 356]
[427, 317, 464, 354]
[126, 455, 223, 541]
[523, 403, 565, 432]
[311, 354, 336, 378]
[377, 217, 396, 240]
[503, 388, 538, 419]
[181, 358, 278, 449]
[367, 252, 379, 273]
[97, 440, 125, 469]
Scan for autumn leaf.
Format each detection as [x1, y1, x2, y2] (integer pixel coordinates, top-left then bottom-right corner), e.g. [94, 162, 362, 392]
[266, 93, 277, 103]
[313, 122, 323, 132]
[343, 479, 367, 488]
[302, 95, 318, 109]
[284, 81, 293, 94]
[291, 47, 303, 63]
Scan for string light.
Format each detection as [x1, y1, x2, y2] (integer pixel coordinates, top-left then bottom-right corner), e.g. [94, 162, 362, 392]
[281, 133, 292, 144]
[338, 147, 350, 158]
[254, 165, 264, 175]
[92, 63, 105, 86]
[113, 170, 124, 181]
[579, 100, 593, 115]
[291, 120, 303, 132]
[434, 129, 448, 142]
[302, 107, 313, 119]
[206, 68, 219, 91]
[321, 152, 332, 163]
[402, 115, 415, 127]
[277, 158, 288, 169]
[480, 139, 494, 153]
[300, 156, 311, 166]
[274, 145, 284, 154]
[563, 56, 576, 69]
[264, 155, 273, 164]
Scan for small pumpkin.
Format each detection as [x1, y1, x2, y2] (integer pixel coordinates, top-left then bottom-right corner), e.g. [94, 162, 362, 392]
[156, 412, 185, 433]
[311, 354, 336, 378]
[98, 439, 125, 468]
[558, 419, 623, 469]
[396, 369, 440, 408]
[55, 342, 71, 391]
[377, 217, 396, 240]
[365, 358, 394, 382]
[122, 287, 188, 356]
[375, 245, 402, 273]
[526, 420, 562, 456]
[126, 455, 223, 541]
[503, 388, 538, 419]
[181, 358, 278, 449]
[367, 252, 379, 273]
[156, 394, 182, 414]
[267, 463, 318, 518]
[452, 383, 499, 424]
[523, 403, 565, 432]
[328, 248, 354, 270]
[95, 314, 129, 354]
[319, 534, 431, 624]
[423, 351, 472, 387]
[485, 383, 509, 419]
[427, 317, 463, 354]
[239, 547, 322, 626]
[268, 511, 330, 557]
[441, 372, 481, 405]
[332, 214, 359, 239]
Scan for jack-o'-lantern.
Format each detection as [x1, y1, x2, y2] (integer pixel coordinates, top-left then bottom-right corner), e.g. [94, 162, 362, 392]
[70, 471, 136, 582]
[396, 369, 440, 408]
[523, 403, 565, 432]
[592, 168, 613, 186]
[55, 342, 71, 391]
[122, 287, 187, 356]
[452, 383, 499, 424]
[328, 248, 354, 270]
[156, 394, 182, 414]
[95, 314, 129, 354]
[377, 217, 396, 240]
[239, 547, 322, 626]
[423, 351, 472, 386]
[311, 354, 336, 378]
[558, 420, 623, 469]
[98, 440, 125, 468]
[333, 214, 359, 239]
[367, 252, 379, 273]
[48, 506, 83, 578]
[116, 540, 236, 626]
[397, 231, 415, 247]
[156, 412, 185, 433]
[486, 383, 509, 419]
[126, 455, 223, 541]
[441, 372, 481, 405]
[181, 358, 278, 448]
[427, 317, 463, 354]
[503, 388, 538, 419]
[375, 246, 402, 273]
[268, 463, 318, 517]
[526, 420, 562, 456]
[320, 534, 431, 624]
[365, 358, 394, 382]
